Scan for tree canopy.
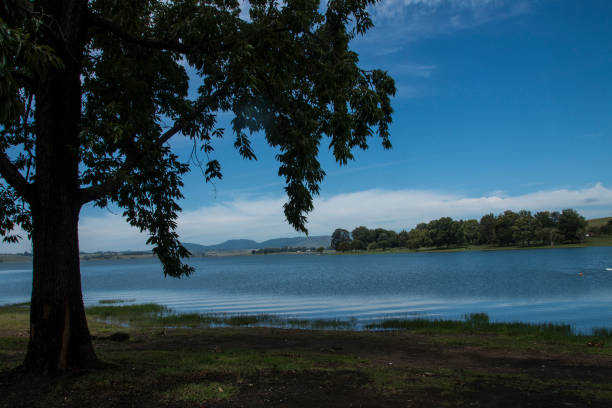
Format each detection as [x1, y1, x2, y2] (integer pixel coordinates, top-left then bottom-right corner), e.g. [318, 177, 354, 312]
[0, 0, 395, 372]
[331, 228, 351, 250]
[332, 208, 589, 252]
[0, 0, 394, 275]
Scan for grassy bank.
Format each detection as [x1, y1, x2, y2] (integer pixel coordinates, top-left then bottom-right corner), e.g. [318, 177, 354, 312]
[2, 303, 612, 407]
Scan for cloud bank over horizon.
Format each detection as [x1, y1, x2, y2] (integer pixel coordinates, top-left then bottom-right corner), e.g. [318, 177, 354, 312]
[2, 183, 611, 253]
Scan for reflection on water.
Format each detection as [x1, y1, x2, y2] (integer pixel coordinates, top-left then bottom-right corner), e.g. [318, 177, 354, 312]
[1, 247, 611, 332]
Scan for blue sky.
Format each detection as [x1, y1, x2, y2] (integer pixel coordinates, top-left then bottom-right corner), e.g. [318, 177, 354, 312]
[3, 0, 612, 252]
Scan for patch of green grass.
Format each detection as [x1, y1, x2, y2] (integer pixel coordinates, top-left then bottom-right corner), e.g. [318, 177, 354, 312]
[0, 303, 30, 331]
[157, 312, 291, 328]
[366, 312, 570, 335]
[365, 313, 612, 353]
[585, 235, 612, 246]
[86, 303, 169, 316]
[0, 336, 28, 350]
[101, 346, 363, 378]
[4, 302, 612, 357]
[85, 303, 359, 330]
[163, 382, 237, 402]
[588, 217, 612, 229]
[86, 303, 170, 327]
[366, 368, 418, 395]
[0, 337, 27, 371]
[367, 365, 612, 403]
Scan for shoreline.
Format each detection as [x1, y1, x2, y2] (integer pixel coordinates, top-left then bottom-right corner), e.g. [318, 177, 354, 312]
[1, 236, 610, 263]
[2, 303, 612, 407]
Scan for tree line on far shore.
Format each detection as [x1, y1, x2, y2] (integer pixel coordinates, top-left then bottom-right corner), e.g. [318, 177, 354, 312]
[331, 208, 591, 251]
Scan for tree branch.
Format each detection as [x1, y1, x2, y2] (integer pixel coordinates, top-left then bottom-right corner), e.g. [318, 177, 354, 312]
[87, 13, 190, 53]
[0, 153, 34, 203]
[78, 124, 182, 205]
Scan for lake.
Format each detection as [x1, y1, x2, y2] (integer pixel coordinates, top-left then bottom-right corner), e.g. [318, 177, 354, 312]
[1, 247, 612, 333]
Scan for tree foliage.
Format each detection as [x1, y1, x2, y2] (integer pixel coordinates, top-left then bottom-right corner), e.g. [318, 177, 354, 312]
[331, 208, 589, 252]
[557, 209, 587, 243]
[0, 0, 395, 276]
[331, 228, 351, 250]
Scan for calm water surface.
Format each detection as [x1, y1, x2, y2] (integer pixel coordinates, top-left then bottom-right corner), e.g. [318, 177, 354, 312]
[1, 247, 611, 332]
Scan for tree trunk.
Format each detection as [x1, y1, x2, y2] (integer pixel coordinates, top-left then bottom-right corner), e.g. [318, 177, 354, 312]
[23, 203, 97, 373]
[22, 0, 96, 373]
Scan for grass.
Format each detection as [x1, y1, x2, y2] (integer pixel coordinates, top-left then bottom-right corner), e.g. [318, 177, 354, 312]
[84, 304, 612, 350]
[162, 382, 238, 402]
[0, 303, 30, 333]
[586, 235, 612, 246]
[365, 312, 612, 353]
[3, 302, 611, 350]
[588, 217, 612, 228]
[85, 302, 357, 330]
[3, 303, 612, 407]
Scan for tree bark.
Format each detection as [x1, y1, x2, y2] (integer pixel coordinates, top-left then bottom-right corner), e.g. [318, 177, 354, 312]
[23, 202, 97, 373]
[22, 0, 97, 373]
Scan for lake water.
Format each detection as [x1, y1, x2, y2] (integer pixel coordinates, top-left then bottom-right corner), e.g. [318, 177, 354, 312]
[1, 247, 612, 333]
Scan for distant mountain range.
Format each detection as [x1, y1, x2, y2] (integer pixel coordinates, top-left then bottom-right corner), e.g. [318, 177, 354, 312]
[183, 236, 331, 253]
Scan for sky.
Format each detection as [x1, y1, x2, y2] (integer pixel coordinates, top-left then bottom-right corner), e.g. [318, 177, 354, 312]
[3, 0, 612, 252]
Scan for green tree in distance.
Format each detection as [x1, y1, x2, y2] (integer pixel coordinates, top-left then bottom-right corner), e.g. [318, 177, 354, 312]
[495, 210, 519, 246]
[350, 239, 366, 250]
[463, 219, 480, 245]
[512, 210, 535, 247]
[331, 228, 352, 251]
[0, 0, 395, 372]
[351, 225, 376, 245]
[534, 211, 560, 246]
[558, 208, 587, 243]
[479, 213, 496, 245]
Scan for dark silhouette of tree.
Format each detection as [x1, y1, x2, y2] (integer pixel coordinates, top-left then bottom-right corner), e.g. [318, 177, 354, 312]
[463, 219, 480, 245]
[495, 210, 519, 246]
[331, 228, 352, 250]
[558, 208, 587, 243]
[351, 239, 366, 250]
[479, 214, 497, 245]
[351, 226, 376, 245]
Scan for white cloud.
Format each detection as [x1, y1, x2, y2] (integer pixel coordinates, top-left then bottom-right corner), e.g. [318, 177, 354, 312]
[1, 183, 610, 253]
[357, 0, 531, 54]
[304, 183, 612, 233]
[373, 0, 527, 20]
[392, 64, 437, 78]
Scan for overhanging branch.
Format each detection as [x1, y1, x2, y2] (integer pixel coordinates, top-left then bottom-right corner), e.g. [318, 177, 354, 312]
[78, 124, 182, 205]
[0, 153, 34, 203]
[87, 13, 190, 53]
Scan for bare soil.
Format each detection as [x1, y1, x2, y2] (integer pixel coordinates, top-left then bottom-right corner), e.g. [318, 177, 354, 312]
[2, 327, 612, 407]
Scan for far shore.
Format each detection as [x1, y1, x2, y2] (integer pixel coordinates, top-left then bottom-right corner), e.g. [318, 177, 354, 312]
[1, 236, 610, 264]
[334, 235, 612, 256]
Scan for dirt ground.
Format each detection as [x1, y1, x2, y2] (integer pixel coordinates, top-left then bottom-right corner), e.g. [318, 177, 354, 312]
[2, 327, 612, 407]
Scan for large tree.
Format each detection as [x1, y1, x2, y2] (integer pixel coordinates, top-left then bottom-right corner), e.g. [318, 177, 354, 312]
[331, 228, 351, 250]
[0, 0, 394, 373]
[558, 208, 587, 243]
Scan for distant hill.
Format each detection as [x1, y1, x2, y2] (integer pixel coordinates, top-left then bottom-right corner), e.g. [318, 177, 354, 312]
[184, 236, 330, 253]
[587, 217, 612, 228]
[260, 236, 330, 248]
